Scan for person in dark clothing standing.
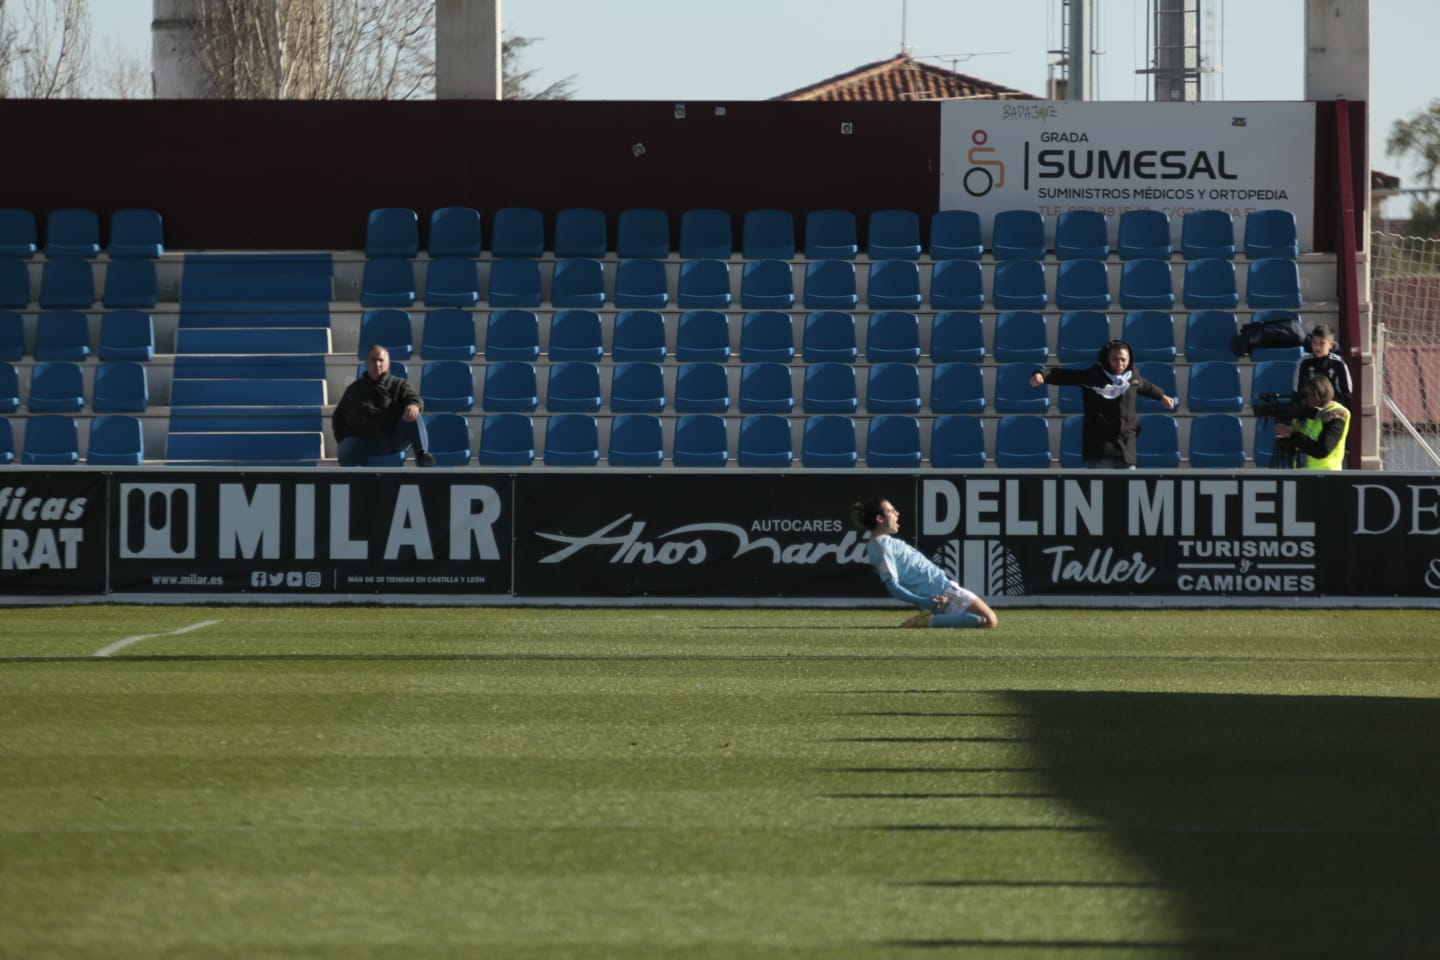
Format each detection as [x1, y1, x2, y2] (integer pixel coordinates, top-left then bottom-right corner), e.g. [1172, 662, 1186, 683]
[1293, 323, 1353, 410]
[333, 345, 435, 466]
[1029, 339, 1176, 468]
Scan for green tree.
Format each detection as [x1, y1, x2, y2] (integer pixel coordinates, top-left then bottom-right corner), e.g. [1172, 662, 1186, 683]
[1388, 99, 1440, 237]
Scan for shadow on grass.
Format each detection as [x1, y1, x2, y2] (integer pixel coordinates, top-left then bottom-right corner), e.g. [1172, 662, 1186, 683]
[890, 691, 1440, 956]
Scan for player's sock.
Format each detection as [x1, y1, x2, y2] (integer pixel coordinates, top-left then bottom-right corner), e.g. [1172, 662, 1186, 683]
[929, 611, 984, 628]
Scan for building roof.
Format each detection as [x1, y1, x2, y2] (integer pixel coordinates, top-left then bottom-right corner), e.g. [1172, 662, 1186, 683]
[774, 54, 1038, 102]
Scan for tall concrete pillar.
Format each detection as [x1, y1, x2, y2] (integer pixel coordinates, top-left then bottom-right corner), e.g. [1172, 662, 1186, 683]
[436, 0, 503, 100]
[151, 0, 209, 98]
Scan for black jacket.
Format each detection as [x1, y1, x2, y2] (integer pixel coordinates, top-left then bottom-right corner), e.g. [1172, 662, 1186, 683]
[1039, 361, 1169, 464]
[332, 372, 422, 441]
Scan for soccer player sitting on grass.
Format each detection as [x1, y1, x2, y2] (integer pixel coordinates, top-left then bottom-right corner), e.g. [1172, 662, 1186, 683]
[852, 497, 998, 629]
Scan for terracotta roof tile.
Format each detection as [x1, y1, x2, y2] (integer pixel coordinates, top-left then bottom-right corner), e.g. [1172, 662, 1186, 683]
[774, 54, 1037, 102]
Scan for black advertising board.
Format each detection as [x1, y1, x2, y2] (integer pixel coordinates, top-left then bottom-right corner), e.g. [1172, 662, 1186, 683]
[0, 472, 107, 594]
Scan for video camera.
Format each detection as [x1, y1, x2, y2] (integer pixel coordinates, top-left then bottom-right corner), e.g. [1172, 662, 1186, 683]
[1253, 392, 1314, 421]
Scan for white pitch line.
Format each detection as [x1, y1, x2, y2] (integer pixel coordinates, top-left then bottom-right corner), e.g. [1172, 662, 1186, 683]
[93, 620, 222, 658]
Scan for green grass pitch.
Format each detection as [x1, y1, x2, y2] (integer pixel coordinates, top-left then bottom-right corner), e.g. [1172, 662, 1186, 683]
[2, 605, 1438, 959]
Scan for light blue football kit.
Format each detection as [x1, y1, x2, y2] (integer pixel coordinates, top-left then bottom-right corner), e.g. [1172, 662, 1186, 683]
[866, 534, 984, 628]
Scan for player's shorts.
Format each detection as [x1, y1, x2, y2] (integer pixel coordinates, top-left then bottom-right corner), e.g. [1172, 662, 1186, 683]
[941, 580, 978, 611]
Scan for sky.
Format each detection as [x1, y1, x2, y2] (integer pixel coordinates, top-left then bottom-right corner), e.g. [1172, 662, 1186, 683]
[95, 0, 1437, 216]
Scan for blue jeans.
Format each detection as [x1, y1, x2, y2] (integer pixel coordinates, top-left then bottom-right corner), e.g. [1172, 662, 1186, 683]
[337, 417, 429, 466]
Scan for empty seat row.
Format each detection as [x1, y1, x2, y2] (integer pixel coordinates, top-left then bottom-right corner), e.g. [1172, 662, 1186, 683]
[0, 259, 160, 310]
[1, 414, 145, 465]
[0, 208, 165, 260]
[363, 206, 1301, 262]
[0, 361, 150, 412]
[1, 310, 156, 361]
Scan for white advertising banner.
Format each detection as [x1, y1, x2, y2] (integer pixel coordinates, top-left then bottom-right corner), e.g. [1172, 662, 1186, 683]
[939, 101, 1317, 251]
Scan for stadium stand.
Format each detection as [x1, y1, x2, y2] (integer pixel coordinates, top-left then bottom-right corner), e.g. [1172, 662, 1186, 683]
[864, 414, 922, 468]
[738, 361, 795, 414]
[866, 260, 923, 310]
[739, 311, 795, 363]
[865, 363, 922, 414]
[419, 309, 477, 360]
[866, 210, 921, 260]
[736, 414, 793, 467]
[994, 414, 1052, 467]
[675, 310, 731, 361]
[1136, 414, 1182, 468]
[991, 259, 1047, 310]
[929, 414, 986, 468]
[1119, 258, 1175, 310]
[1186, 360, 1245, 412]
[1183, 258, 1240, 310]
[422, 257, 481, 308]
[91, 361, 149, 412]
[27, 361, 85, 412]
[992, 310, 1048, 364]
[801, 414, 858, 467]
[551, 258, 607, 309]
[1055, 210, 1109, 260]
[739, 259, 795, 309]
[1180, 209, 1235, 260]
[365, 208, 419, 258]
[544, 361, 603, 413]
[804, 210, 859, 260]
[481, 360, 539, 412]
[611, 309, 667, 361]
[44, 209, 101, 259]
[419, 359, 476, 412]
[608, 361, 666, 412]
[1246, 259, 1304, 308]
[0, 208, 38, 258]
[802, 312, 857, 364]
[484, 309, 541, 361]
[1243, 208, 1300, 260]
[929, 362, 986, 414]
[803, 259, 858, 310]
[86, 414, 145, 465]
[928, 209, 984, 260]
[676, 259, 731, 309]
[678, 209, 733, 260]
[1116, 209, 1172, 260]
[21, 415, 80, 464]
[34, 310, 91, 361]
[108, 208, 165, 258]
[801, 362, 858, 414]
[361, 258, 417, 307]
[865, 310, 921, 363]
[673, 362, 730, 413]
[991, 210, 1045, 260]
[1188, 413, 1247, 467]
[428, 207, 483, 258]
[1055, 258, 1111, 310]
[671, 413, 729, 467]
[478, 412, 535, 466]
[543, 413, 600, 466]
[547, 310, 604, 361]
[608, 413, 665, 467]
[929, 311, 985, 363]
[928, 259, 985, 310]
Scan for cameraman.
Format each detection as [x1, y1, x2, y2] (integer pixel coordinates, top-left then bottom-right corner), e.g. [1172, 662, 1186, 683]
[1273, 376, 1350, 470]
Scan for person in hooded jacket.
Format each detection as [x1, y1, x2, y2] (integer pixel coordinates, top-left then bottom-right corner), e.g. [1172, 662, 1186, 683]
[1029, 339, 1177, 468]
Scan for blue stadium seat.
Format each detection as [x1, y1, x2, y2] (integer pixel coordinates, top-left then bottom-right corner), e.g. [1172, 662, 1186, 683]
[617, 208, 670, 259]
[802, 362, 857, 414]
[420, 309, 477, 359]
[553, 208, 606, 259]
[804, 209, 858, 259]
[478, 413, 535, 466]
[867, 209, 922, 260]
[738, 361, 794, 413]
[1055, 259, 1111, 310]
[1250, 359, 1300, 408]
[1246, 259, 1303, 309]
[866, 260, 922, 310]
[1249, 310, 1307, 361]
[608, 413, 665, 467]
[1136, 361, 1177, 412]
[0, 260, 28, 308]
[423, 257, 480, 308]
[548, 309, 604, 361]
[803, 259, 857, 310]
[994, 414, 1052, 468]
[545, 361, 603, 413]
[0, 417, 11, 463]
[1253, 416, 1282, 468]
[1186, 360, 1243, 412]
[929, 362, 985, 414]
[802, 311, 856, 363]
[866, 311, 921, 363]
[1184, 310, 1239, 361]
[87, 414, 145, 465]
[930, 415, 986, 468]
[366, 207, 419, 258]
[679, 209, 733, 260]
[928, 210, 984, 260]
[428, 207, 482, 258]
[611, 309, 667, 361]
[551, 258, 606, 309]
[1188, 414, 1246, 467]
[0, 311, 24, 359]
[672, 413, 729, 467]
[615, 258, 672, 310]
[484, 309, 539, 362]
[739, 311, 795, 363]
[609, 361, 666, 413]
[33, 310, 90, 361]
[1055, 210, 1109, 260]
[482, 361, 537, 412]
[992, 210, 1045, 260]
[490, 207, 545, 258]
[1181, 209, 1235, 260]
[740, 259, 795, 309]
[1057, 310, 1110, 362]
[675, 310, 731, 362]
[802, 415, 857, 467]
[928, 259, 985, 310]
[361, 258, 416, 307]
[1117, 209, 1172, 260]
[1060, 414, 1085, 468]
[676, 259, 730, 309]
[991, 259, 1047, 310]
[993, 362, 1050, 413]
[930, 311, 985, 363]
[673, 362, 730, 413]
[866, 362, 922, 414]
[0, 363, 17, 412]
[21, 415, 79, 464]
[992, 310, 1049, 364]
[1243, 209, 1300, 260]
[865, 415, 922, 468]
[1122, 310, 1177, 362]
[737, 414, 792, 467]
[0, 208, 37, 258]
[741, 209, 795, 260]
[1136, 414, 1181, 468]
[45, 208, 101, 259]
[102, 259, 157, 309]
[419, 360, 476, 412]
[543, 413, 600, 466]
[1183, 258, 1239, 309]
[358, 308, 414, 359]
[40, 259, 94, 308]
[92, 361, 149, 412]
[1119, 259, 1175, 310]
[421, 413, 472, 466]
[108, 208, 164, 258]
[27, 361, 84, 411]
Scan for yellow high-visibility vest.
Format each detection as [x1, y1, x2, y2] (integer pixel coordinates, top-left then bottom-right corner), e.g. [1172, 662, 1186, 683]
[1299, 401, 1350, 470]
